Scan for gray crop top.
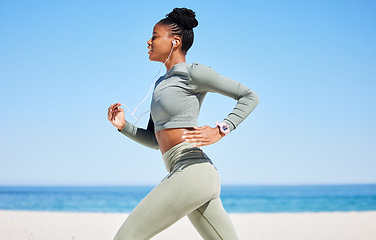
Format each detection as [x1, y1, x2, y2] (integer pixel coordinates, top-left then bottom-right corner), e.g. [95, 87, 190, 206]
[119, 62, 259, 150]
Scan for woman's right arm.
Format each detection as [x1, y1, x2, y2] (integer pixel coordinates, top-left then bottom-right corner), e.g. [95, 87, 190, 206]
[108, 103, 159, 150]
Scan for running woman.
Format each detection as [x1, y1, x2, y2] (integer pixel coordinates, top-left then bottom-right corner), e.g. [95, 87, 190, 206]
[108, 7, 259, 240]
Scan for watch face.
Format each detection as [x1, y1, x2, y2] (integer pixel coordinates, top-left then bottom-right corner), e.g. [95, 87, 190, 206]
[222, 125, 229, 131]
[216, 121, 230, 135]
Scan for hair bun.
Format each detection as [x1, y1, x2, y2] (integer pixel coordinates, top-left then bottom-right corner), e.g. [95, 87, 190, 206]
[166, 8, 198, 30]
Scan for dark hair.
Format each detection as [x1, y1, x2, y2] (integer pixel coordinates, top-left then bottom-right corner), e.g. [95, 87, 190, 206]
[158, 8, 198, 54]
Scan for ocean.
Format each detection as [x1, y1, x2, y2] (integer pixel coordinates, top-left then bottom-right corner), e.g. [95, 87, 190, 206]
[0, 184, 375, 213]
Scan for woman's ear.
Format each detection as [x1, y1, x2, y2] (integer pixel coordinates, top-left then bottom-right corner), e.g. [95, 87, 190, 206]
[172, 37, 182, 48]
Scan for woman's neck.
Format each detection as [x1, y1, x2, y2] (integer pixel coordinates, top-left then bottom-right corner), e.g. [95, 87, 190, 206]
[164, 54, 186, 72]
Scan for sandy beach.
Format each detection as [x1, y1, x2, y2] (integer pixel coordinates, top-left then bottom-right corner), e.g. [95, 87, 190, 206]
[0, 210, 375, 240]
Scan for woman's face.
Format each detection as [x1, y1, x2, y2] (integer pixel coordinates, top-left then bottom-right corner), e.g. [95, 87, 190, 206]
[147, 23, 174, 62]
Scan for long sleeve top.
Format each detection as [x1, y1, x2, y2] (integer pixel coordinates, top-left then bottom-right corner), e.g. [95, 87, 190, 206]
[119, 62, 259, 150]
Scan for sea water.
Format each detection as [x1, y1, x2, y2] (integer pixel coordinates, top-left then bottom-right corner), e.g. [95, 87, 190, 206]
[0, 184, 375, 213]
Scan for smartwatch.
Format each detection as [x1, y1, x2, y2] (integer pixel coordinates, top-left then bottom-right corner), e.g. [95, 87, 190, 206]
[216, 121, 230, 136]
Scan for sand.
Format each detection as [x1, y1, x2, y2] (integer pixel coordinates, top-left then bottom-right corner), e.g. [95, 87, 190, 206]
[0, 210, 375, 240]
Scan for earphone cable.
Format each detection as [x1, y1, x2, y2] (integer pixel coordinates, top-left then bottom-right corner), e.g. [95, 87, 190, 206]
[122, 43, 175, 125]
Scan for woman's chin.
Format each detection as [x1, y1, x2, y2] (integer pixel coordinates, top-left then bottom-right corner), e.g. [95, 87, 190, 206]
[149, 56, 156, 61]
[148, 53, 155, 61]
[148, 55, 161, 62]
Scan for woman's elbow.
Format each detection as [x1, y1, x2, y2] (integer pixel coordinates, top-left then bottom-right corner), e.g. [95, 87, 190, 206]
[244, 88, 260, 107]
[151, 143, 160, 150]
[252, 91, 260, 106]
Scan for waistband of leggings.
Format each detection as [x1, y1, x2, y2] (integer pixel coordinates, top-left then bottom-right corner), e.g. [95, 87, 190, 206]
[162, 141, 210, 172]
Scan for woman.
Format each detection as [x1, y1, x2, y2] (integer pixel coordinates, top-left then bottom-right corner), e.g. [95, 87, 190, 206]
[108, 8, 259, 240]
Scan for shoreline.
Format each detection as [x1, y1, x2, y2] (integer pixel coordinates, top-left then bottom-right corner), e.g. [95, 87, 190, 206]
[1, 209, 376, 214]
[1, 210, 375, 239]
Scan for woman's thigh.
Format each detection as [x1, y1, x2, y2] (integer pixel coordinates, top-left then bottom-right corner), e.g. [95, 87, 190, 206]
[114, 162, 220, 240]
[188, 197, 239, 240]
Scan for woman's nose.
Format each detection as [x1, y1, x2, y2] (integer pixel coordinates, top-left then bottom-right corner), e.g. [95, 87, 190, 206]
[147, 39, 152, 45]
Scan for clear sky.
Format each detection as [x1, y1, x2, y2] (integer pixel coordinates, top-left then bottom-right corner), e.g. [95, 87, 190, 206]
[1, 0, 375, 186]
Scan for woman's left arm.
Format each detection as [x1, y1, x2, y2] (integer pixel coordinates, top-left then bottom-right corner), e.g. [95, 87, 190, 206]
[182, 63, 259, 147]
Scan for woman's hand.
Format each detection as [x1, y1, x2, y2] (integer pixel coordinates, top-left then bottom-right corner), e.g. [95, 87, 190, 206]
[182, 125, 225, 147]
[107, 102, 126, 130]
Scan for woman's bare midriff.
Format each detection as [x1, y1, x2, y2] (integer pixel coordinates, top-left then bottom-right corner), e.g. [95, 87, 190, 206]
[156, 128, 194, 154]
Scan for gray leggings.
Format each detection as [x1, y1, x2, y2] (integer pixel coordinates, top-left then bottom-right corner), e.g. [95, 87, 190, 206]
[114, 141, 239, 240]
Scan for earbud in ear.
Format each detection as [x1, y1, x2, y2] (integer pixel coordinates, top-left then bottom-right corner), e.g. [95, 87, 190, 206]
[172, 40, 177, 45]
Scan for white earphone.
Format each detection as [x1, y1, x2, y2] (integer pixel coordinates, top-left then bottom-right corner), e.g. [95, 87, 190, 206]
[172, 40, 177, 45]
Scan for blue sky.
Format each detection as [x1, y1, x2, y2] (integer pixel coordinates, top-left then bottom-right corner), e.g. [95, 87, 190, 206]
[0, 0, 375, 186]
